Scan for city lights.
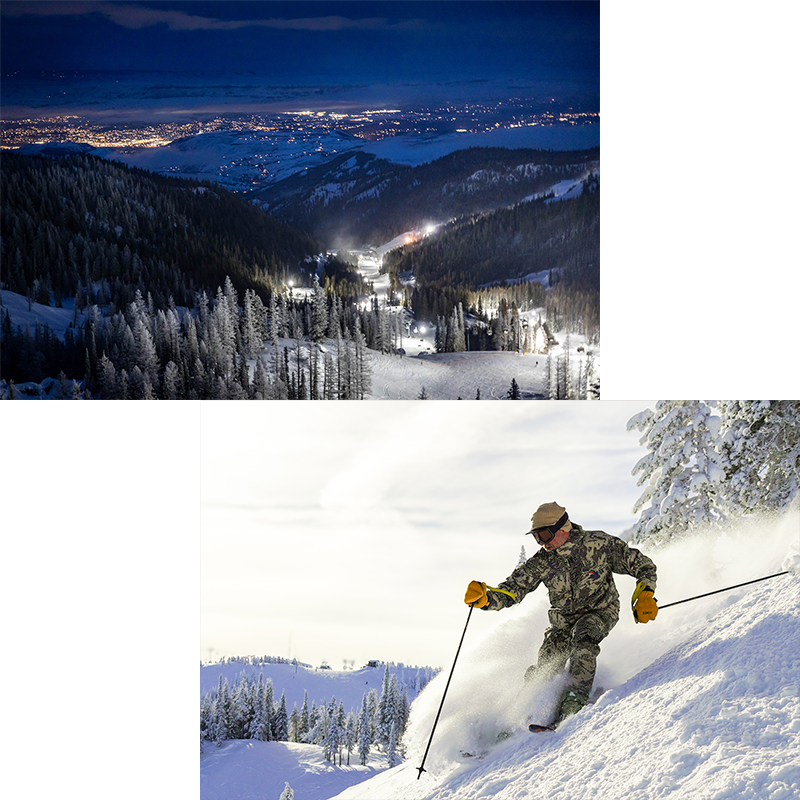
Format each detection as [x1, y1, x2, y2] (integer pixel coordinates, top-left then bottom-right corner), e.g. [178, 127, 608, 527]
[1, 101, 599, 152]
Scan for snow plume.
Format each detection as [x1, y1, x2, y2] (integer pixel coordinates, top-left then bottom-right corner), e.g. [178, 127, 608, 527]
[401, 595, 560, 770]
[390, 508, 800, 797]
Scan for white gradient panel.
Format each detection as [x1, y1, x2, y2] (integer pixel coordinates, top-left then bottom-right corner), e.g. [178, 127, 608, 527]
[0, 529, 200, 577]
[2, 604, 200, 628]
[2, 400, 200, 430]
[3, 645, 200, 742]
[2, 575, 200, 623]
[3, 479, 200, 530]
[0, 611, 200, 647]
[2, 430, 200, 479]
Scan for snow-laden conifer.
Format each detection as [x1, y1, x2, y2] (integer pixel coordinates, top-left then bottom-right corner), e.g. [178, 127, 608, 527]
[628, 401, 726, 543]
[278, 782, 294, 800]
[274, 691, 289, 741]
[357, 694, 371, 766]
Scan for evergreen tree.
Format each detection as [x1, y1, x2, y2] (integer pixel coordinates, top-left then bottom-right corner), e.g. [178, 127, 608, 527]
[310, 274, 328, 343]
[299, 691, 310, 743]
[357, 694, 372, 766]
[628, 401, 728, 543]
[375, 666, 397, 750]
[344, 712, 356, 766]
[718, 400, 800, 514]
[289, 704, 301, 743]
[274, 692, 289, 741]
[387, 720, 399, 768]
[279, 782, 294, 800]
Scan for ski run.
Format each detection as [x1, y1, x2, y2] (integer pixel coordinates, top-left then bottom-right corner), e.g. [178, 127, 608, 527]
[200, 507, 799, 800]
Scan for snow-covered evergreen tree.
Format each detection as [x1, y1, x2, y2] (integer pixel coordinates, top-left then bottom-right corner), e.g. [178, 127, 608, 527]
[628, 401, 727, 543]
[387, 721, 399, 767]
[310, 274, 327, 343]
[299, 691, 310, 743]
[718, 400, 800, 514]
[279, 782, 294, 800]
[322, 698, 344, 763]
[357, 694, 371, 766]
[344, 711, 356, 766]
[288, 703, 301, 742]
[273, 692, 289, 741]
[375, 666, 394, 749]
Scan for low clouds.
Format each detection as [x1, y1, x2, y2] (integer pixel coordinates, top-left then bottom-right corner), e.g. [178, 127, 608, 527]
[4, 2, 425, 33]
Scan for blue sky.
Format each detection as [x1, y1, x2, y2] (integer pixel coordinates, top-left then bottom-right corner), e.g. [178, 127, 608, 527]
[1, 1, 599, 100]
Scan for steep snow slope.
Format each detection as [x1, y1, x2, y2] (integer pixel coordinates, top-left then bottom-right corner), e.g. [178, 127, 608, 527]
[330, 510, 800, 800]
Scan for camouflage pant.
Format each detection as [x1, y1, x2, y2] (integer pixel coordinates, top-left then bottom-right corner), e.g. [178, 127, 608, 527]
[525, 609, 617, 696]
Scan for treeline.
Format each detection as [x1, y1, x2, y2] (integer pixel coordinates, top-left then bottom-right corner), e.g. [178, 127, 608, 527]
[0, 151, 367, 312]
[201, 665, 420, 767]
[1, 276, 406, 398]
[204, 655, 311, 668]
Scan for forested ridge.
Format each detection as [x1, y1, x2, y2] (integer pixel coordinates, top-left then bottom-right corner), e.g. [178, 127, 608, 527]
[387, 176, 599, 340]
[257, 146, 599, 247]
[0, 151, 366, 310]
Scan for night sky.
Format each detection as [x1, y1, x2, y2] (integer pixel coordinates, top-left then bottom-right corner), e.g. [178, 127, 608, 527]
[1, 1, 599, 100]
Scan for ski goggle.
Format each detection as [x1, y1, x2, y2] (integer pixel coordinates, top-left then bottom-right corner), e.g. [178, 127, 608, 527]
[527, 512, 569, 545]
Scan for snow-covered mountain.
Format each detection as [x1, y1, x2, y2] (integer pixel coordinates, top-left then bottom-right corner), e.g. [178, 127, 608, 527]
[201, 508, 800, 800]
[253, 146, 599, 247]
[105, 129, 366, 192]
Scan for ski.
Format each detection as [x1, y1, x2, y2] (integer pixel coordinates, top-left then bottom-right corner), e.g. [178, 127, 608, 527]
[528, 722, 557, 733]
[528, 686, 605, 733]
[463, 687, 605, 754]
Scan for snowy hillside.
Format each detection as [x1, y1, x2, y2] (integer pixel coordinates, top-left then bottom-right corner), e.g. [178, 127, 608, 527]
[202, 740, 385, 800]
[200, 661, 438, 800]
[2, 285, 596, 400]
[200, 661, 436, 718]
[104, 129, 364, 192]
[330, 510, 800, 800]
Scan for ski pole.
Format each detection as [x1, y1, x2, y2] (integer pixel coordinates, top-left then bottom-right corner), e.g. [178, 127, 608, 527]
[660, 571, 790, 610]
[417, 603, 475, 779]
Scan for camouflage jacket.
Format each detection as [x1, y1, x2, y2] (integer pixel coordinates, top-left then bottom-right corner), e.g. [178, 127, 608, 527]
[485, 524, 658, 627]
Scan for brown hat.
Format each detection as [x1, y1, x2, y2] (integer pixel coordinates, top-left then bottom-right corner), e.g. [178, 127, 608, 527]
[530, 501, 571, 533]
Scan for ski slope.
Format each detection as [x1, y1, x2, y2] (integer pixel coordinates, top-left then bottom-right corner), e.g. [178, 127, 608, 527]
[331, 509, 800, 800]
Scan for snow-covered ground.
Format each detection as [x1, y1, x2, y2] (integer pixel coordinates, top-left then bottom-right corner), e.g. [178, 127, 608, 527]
[0, 289, 80, 341]
[254, 330, 593, 401]
[202, 740, 383, 800]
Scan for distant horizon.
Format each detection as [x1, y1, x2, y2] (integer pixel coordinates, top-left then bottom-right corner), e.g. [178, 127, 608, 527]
[1, 2, 599, 96]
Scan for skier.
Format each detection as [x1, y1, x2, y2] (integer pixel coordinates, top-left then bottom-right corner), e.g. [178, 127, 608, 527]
[465, 501, 659, 726]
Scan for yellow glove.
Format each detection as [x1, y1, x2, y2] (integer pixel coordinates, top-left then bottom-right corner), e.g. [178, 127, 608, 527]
[465, 580, 489, 608]
[632, 580, 658, 623]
